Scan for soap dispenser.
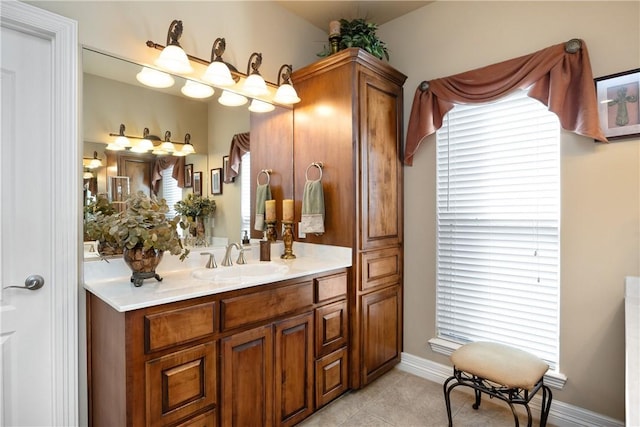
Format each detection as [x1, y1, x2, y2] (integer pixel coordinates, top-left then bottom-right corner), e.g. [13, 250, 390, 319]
[242, 230, 250, 246]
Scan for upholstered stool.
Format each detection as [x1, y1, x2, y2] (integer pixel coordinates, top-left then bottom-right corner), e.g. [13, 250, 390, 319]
[443, 342, 552, 427]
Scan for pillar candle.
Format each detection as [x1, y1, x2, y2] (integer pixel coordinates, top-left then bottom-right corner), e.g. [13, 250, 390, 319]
[265, 200, 276, 222]
[283, 199, 294, 222]
[329, 20, 340, 36]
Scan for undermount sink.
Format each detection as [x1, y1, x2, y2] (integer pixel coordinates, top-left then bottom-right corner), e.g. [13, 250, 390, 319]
[191, 262, 290, 284]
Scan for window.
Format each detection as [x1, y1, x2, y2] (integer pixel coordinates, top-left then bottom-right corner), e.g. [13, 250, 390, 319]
[160, 164, 181, 219]
[435, 90, 560, 371]
[240, 152, 251, 233]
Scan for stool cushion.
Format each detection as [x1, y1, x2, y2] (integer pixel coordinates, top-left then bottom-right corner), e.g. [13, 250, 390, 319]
[451, 341, 549, 390]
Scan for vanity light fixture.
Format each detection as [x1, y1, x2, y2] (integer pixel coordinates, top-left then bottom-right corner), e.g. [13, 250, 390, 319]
[83, 151, 103, 169]
[154, 20, 193, 74]
[160, 131, 176, 153]
[130, 128, 155, 153]
[248, 99, 275, 113]
[202, 38, 236, 87]
[106, 142, 125, 151]
[242, 52, 269, 97]
[181, 79, 214, 99]
[180, 133, 195, 155]
[273, 64, 301, 105]
[113, 124, 131, 148]
[136, 67, 175, 89]
[218, 90, 248, 107]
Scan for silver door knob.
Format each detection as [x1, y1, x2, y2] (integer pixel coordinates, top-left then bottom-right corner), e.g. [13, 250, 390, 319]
[3, 274, 45, 290]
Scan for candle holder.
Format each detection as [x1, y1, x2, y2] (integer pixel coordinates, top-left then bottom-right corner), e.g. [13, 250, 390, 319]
[329, 34, 341, 54]
[265, 221, 277, 242]
[281, 221, 296, 259]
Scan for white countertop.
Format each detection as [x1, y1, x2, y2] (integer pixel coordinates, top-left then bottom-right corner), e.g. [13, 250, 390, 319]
[84, 242, 352, 312]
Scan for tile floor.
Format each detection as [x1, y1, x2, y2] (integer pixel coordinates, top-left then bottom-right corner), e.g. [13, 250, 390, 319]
[299, 368, 555, 426]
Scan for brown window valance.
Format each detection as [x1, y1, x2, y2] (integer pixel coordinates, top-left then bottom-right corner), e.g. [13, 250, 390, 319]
[151, 156, 186, 194]
[226, 131, 250, 183]
[404, 38, 607, 166]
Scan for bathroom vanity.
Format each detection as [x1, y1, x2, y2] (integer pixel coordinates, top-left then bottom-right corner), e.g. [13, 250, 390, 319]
[85, 243, 351, 427]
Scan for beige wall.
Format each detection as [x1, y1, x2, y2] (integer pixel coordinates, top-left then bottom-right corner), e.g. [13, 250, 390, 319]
[380, 1, 640, 420]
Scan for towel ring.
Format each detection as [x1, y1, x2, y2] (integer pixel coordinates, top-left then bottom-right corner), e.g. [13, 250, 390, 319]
[257, 169, 272, 186]
[305, 162, 323, 182]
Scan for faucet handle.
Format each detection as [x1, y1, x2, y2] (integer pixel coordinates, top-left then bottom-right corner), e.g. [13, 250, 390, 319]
[201, 252, 217, 269]
[236, 248, 248, 265]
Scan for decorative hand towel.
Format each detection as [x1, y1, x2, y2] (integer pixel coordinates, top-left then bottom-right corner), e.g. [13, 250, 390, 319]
[301, 179, 325, 234]
[254, 183, 272, 231]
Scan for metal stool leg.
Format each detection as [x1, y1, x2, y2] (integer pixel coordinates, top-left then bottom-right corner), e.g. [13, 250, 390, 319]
[540, 385, 553, 427]
[443, 375, 458, 427]
[472, 385, 482, 410]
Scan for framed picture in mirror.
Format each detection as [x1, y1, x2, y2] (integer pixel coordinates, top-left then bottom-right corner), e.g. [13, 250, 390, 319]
[185, 164, 193, 188]
[211, 168, 222, 195]
[193, 171, 202, 196]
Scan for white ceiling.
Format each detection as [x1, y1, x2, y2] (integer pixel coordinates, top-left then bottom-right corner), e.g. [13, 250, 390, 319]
[275, 1, 432, 31]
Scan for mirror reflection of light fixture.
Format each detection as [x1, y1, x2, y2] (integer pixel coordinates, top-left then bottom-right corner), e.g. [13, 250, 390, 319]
[202, 38, 236, 87]
[181, 79, 214, 99]
[83, 151, 103, 169]
[273, 64, 301, 105]
[218, 90, 248, 107]
[248, 99, 275, 113]
[130, 128, 155, 153]
[106, 142, 125, 151]
[154, 20, 193, 74]
[83, 170, 94, 180]
[242, 52, 268, 97]
[136, 66, 175, 88]
[160, 131, 176, 153]
[114, 123, 131, 148]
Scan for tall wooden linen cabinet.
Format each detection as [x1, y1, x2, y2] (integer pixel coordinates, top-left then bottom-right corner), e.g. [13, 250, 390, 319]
[291, 48, 407, 389]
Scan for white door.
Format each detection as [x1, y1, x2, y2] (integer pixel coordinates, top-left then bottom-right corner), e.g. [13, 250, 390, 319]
[0, 2, 78, 426]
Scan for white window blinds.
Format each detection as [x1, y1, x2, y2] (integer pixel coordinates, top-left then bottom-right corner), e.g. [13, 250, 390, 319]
[160, 164, 181, 219]
[436, 90, 560, 370]
[240, 152, 251, 233]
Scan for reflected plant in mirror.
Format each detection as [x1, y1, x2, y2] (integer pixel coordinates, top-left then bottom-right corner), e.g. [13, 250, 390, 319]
[174, 193, 216, 247]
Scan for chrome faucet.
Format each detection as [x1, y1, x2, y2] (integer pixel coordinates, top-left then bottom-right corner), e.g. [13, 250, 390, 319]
[201, 252, 217, 269]
[222, 243, 249, 266]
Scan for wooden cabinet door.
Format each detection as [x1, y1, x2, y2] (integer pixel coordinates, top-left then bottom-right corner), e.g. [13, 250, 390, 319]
[221, 325, 274, 427]
[274, 312, 314, 427]
[315, 347, 348, 409]
[358, 68, 404, 251]
[361, 285, 402, 385]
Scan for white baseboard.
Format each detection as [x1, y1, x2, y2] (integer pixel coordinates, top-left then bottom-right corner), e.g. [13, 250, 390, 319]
[398, 352, 624, 427]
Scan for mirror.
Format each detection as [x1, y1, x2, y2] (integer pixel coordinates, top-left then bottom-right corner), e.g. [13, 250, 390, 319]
[82, 47, 251, 253]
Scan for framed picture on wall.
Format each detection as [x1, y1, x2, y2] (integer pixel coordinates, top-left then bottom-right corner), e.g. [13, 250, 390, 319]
[184, 163, 193, 188]
[193, 171, 202, 196]
[223, 155, 234, 183]
[594, 68, 640, 140]
[211, 168, 222, 195]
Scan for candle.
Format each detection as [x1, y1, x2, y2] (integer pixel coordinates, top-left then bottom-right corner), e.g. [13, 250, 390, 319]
[283, 199, 294, 222]
[329, 20, 340, 36]
[265, 200, 276, 222]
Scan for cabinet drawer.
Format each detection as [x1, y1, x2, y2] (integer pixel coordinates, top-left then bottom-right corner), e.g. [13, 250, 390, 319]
[144, 302, 216, 353]
[146, 342, 217, 427]
[315, 300, 347, 357]
[314, 272, 347, 303]
[360, 247, 402, 292]
[221, 281, 313, 331]
[315, 347, 348, 409]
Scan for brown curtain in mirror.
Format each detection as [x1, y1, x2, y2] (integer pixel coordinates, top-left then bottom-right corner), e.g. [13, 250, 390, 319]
[151, 156, 186, 194]
[227, 131, 250, 183]
[404, 38, 607, 166]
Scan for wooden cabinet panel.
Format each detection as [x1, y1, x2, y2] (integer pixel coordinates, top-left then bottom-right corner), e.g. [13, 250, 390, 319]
[314, 272, 347, 303]
[358, 70, 403, 250]
[274, 313, 314, 427]
[221, 325, 274, 427]
[360, 247, 402, 292]
[144, 302, 216, 353]
[315, 347, 348, 409]
[175, 410, 217, 427]
[361, 285, 402, 385]
[220, 281, 313, 331]
[315, 300, 347, 357]
[145, 342, 217, 427]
